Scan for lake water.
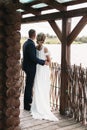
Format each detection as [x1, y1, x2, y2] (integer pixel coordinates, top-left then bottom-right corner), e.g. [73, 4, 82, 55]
[45, 43, 87, 68]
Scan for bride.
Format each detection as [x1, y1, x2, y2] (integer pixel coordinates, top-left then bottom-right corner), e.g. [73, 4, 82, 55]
[31, 33, 58, 121]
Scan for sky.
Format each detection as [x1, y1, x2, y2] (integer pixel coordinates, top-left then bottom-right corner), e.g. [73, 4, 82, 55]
[20, 3, 87, 37]
[20, 19, 87, 37]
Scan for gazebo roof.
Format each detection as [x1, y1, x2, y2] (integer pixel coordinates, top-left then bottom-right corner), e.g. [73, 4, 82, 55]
[13, 0, 87, 24]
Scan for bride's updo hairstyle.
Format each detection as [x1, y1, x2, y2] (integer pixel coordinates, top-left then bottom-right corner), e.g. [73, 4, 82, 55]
[37, 33, 46, 44]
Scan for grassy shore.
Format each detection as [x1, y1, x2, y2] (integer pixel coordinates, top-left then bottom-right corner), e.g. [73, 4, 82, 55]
[20, 37, 60, 47]
[20, 36, 86, 46]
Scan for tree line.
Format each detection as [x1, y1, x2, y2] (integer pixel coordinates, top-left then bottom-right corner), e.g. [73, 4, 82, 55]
[21, 35, 87, 45]
[46, 34, 87, 44]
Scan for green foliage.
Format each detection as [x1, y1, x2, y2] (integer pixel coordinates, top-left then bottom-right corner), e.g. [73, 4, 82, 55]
[20, 37, 27, 47]
[45, 37, 60, 44]
[74, 36, 87, 44]
[20, 36, 60, 46]
[20, 35, 87, 46]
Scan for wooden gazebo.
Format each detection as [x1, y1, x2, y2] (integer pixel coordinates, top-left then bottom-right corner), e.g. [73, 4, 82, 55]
[0, 0, 87, 130]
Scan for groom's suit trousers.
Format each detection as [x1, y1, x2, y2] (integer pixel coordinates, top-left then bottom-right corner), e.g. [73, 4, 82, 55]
[24, 70, 35, 107]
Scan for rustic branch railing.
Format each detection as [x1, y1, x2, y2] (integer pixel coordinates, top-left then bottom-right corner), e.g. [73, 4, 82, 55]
[67, 64, 87, 125]
[50, 62, 61, 111]
[20, 61, 87, 125]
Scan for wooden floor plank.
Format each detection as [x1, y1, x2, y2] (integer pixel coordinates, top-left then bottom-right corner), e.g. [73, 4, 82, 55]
[20, 95, 87, 130]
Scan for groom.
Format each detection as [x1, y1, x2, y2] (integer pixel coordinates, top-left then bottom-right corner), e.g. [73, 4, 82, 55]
[22, 29, 48, 111]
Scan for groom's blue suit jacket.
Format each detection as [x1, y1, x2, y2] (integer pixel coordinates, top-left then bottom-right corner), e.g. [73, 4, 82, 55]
[22, 39, 45, 73]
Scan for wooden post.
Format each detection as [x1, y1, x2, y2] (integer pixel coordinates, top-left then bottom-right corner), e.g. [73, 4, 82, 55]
[66, 18, 71, 65]
[60, 17, 71, 115]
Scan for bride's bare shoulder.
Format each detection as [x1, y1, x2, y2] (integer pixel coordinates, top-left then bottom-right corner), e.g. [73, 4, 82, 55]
[44, 46, 48, 53]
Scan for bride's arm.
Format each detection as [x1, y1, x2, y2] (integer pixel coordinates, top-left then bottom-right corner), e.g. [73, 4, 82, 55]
[44, 47, 51, 66]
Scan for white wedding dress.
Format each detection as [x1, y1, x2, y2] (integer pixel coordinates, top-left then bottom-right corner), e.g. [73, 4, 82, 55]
[31, 46, 58, 121]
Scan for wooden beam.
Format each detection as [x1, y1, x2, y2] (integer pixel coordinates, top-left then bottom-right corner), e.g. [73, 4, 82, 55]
[12, 0, 19, 3]
[38, 0, 66, 11]
[63, 0, 87, 6]
[15, 2, 41, 15]
[21, 11, 63, 23]
[16, 0, 65, 12]
[16, 0, 41, 8]
[22, 7, 41, 15]
[22, 6, 53, 15]
[65, 7, 87, 18]
[67, 15, 87, 45]
[21, 7, 87, 24]
[48, 20, 62, 42]
[37, 6, 52, 11]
